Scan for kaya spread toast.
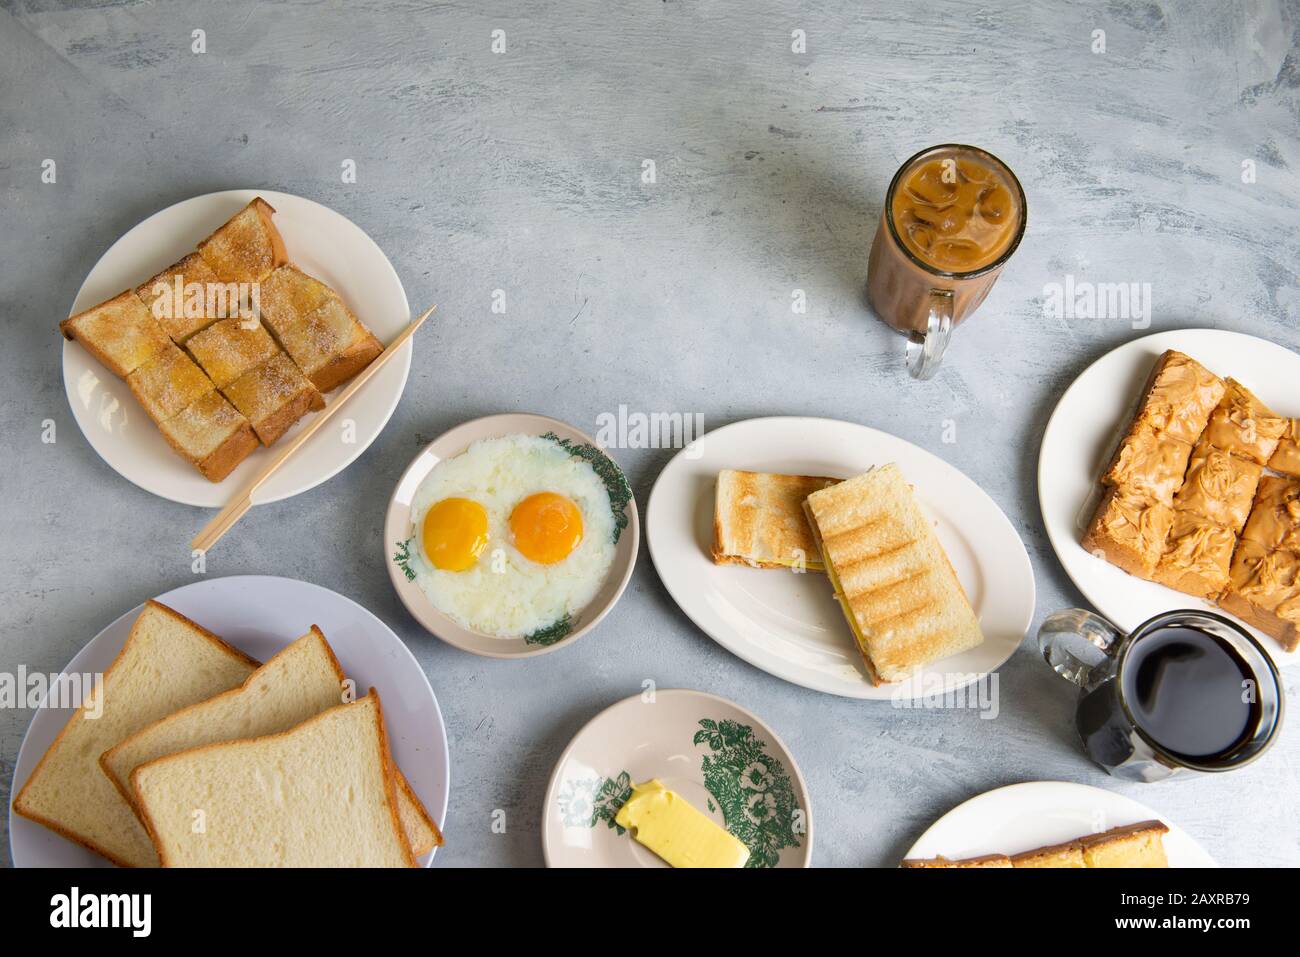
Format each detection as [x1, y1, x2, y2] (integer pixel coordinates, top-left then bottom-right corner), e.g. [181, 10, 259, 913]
[101, 627, 441, 855]
[803, 464, 983, 684]
[1083, 349, 1298, 650]
[59, 197, 384, 481]
[131, 692, 415, 868]
[712, 469, 839, 570]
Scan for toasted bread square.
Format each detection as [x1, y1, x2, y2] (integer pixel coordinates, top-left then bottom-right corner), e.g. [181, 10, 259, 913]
[1173, 444, 1262, 533]
[1010, 841, 1086, 868]
[901, 854, 1012, 868]
[135, 252, 239, 343]
[60, 290, 171, 378]
[1078, 821, 1168, 868]
[1100, 422, 1192, 505]
[126, 341, 215, 424]
[1152, 512, 1236, 599]
[222, 352, 325, 445]
[1131, 350, 1225, 444]
[256, 263, 337, 337]
[1267, 419, 1300, 478]
[712, 470, 839, 570]
[1239, 476, 1300, 553]
[1200, 378, 1287, 465]
[157, 392, 259, 482]
[804, 465, 983, 684]
[197, 197, 287, 284]
[1082, 487, 1174, 580]
[185, 317, 281, 389]
[275, 298, 383, 393]
[1218, 540, 1300, 652]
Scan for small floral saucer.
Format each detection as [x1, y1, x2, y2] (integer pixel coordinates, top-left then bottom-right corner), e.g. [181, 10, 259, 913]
[542, 689, 812, 868]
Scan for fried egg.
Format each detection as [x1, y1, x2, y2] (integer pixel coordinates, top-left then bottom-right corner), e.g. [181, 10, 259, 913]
[405, 433, 618, 640]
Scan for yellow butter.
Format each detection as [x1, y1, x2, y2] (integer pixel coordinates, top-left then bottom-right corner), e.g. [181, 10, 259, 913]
[614, 779, 750, 868]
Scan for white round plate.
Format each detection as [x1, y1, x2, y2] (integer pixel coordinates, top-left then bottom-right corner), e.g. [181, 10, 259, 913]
[904, 780, 1216, 867]
[1039, 329, 1298, 669]
[8, 576, 449, 868]
[542, 690, 812, 868]
[646, 416, 1035, 699]
[385, 413, 639, 658]
[62, 189, 412, 507]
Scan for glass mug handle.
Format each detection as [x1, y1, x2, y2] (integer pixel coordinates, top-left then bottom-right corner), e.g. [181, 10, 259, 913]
[905, 288, 953, 380]
[1037, 608, 1124, 691]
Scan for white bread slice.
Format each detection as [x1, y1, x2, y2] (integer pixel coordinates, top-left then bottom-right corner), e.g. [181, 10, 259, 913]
[126, 340, 216, 424]
[274, 297, 383, 393]
[156, 391, 259, 482]
[11, 601, 259, 867]
[803, 464, 984, 684]
[221, 352, 325, 445]
[60, 289, 172, 378]
[102, 627, 441, 855]
[135, 252, 235, 343]
[712, 469, 839, 570]
[132, 692, 415, 867]
[184, 316, 281, 389]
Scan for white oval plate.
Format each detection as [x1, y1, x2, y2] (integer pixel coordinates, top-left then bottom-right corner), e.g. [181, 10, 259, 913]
[62, 189, 412, 507]
[1039, 329, 1298, 668]
[385, 413, 639, 658]
[646, 416, 1035, 699]
[8, 576, 449, 868]
[542, 689, 812, 868]
[904, 780, 1216, 867]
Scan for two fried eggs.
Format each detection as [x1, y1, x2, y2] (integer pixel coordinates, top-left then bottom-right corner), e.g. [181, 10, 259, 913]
[406, 433, 617, 641]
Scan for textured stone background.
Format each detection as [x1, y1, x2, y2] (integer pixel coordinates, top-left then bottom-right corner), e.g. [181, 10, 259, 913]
[1, 0, 1296, 867]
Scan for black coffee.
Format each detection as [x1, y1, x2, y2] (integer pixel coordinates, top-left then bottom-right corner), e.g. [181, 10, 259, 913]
[1121, 626, 1259, 760]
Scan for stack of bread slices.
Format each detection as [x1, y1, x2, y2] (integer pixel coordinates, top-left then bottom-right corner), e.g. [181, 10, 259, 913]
[60, 198, 383, 481]
[12, 601, 441, 867]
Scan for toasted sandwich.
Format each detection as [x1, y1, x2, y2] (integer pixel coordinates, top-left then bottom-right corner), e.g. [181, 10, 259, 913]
[712, 469, 839, 570]
[803, 464, 984, 685]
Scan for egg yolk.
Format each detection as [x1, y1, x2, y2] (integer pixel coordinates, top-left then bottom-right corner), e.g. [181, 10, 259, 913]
[510, 492, 584, 564]
[422, 497, 489, 571]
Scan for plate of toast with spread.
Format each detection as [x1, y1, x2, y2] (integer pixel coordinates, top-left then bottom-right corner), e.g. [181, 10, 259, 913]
[645, 416, 1035, 699]
[8, 576, 448, 868]
[60, 189, 411, 507]
[902, 780, 1215, 867]
[1040, 329, 1300, 668]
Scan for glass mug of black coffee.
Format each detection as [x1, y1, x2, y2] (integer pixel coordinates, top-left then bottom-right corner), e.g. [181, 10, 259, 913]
[1037, 608, 1283, 782]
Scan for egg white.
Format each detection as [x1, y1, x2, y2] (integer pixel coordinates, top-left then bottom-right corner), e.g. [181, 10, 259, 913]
[407, 433, 617, 640]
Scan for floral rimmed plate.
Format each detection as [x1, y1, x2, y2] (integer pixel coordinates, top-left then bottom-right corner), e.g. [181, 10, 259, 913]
[542, 689, 813, 867]
[384, 413, 639, 658]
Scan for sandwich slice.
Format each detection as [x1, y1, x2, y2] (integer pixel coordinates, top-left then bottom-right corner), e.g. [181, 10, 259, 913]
[59, 289, 171, 378]
[197, 197, 287, 284]
[156, 391, 259, 482]
[803, 464, 984, 685]
[1099, 422, 1192, 506]
[102, 627, 442, 855]
[1151, 512, 1236, 600]
[11, 601, 259, 867]
[1081, 486, 1174, 580]
[1131, 349, 1224, 444]
[712, 469, 839, 570]
[132, 692, 416, 868]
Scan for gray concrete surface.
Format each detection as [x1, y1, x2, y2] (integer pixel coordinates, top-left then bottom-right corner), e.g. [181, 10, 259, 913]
[1, 0, 1296, 867]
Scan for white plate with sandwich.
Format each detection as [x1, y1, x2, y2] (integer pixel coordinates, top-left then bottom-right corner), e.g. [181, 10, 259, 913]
[903, 780, 1216, 867]
[9, 575, 448, 868]
[385, 413, 639, 658]
[542, 689, 812, 868]
[646, 416, 1035, 699]
[61, 189, 411, 507]
[1040, 329, 1299, 668]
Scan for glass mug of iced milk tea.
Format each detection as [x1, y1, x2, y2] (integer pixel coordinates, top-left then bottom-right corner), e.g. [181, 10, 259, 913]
[866, 144, 1026, 379]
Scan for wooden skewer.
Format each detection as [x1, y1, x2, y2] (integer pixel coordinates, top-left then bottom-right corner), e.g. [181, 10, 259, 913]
[191, 304, 436, 553]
